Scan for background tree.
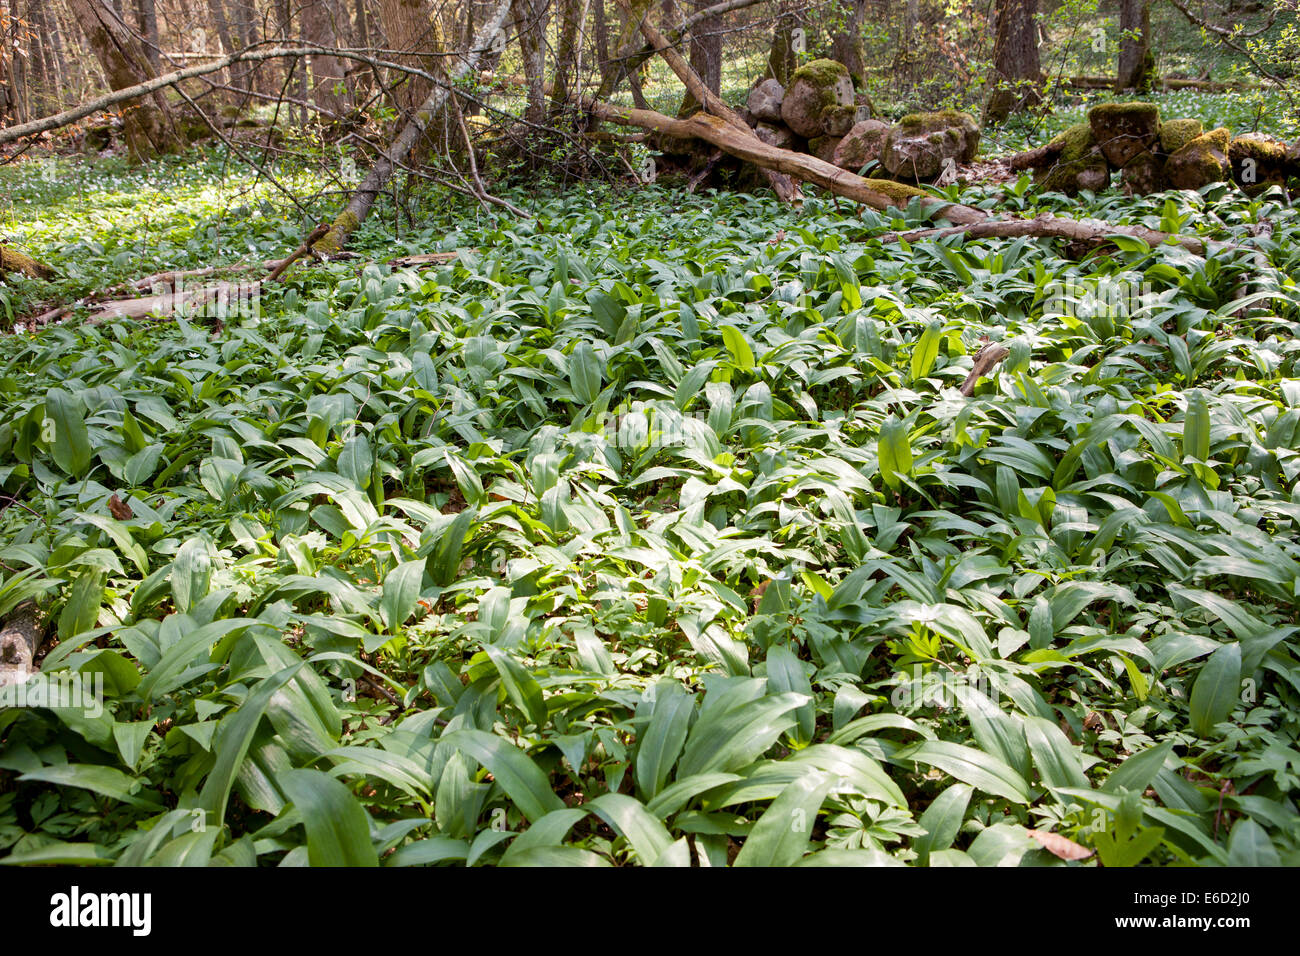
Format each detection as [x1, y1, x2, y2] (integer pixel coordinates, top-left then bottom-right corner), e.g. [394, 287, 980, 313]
[65, 0, 182, 158]
[1116, 0, 1154, 92]
[984, 0, 1042, 123]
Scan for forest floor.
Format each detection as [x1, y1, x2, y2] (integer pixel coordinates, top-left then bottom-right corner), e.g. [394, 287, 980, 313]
[0, 88, 1298, 866]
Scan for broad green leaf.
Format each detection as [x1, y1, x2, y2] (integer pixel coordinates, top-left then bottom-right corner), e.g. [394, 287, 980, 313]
[1189, 642, 1242, 737]
[277, 769, 379, 867]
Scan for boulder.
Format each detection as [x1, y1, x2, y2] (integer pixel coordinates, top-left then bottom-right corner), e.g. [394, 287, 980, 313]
[1159, 118, 1203, 155]
[880, 110, 980, 181]
[832, 119, 890, 171]
[1228, 133, 1291, 192]
[780, 59, 854, 139]
[1164, 127, 1230, 190]
[1121, 151, 1163, 196]
[1035, 123, 1110, 195]
[821, 104, 857, 137]
[808, 135, 843, 164]
[754, 123, 796, 151]
[1088, 101, 1161, 168]
[747, 78, 785, 124]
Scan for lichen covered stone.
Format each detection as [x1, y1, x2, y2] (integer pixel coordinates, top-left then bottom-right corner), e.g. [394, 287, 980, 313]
[1229, 133, 1291, 193]
[832, 119, 890, 171]
[1088, 101, 1161, 168]
[747, 78, 785, 124]
[808, 135, 843, 164]
[821, 104, 857, 137]
[1035, 123, 1109, 195]
[780, 59, 854, 138]
[1121, 151, 1164, 196]
[880, 110, 979, 181]
[1164, 127, 1230, 190]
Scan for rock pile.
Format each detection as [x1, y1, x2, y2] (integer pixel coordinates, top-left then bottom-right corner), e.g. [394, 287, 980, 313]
[738, 59, 981, 185]
[1020, 102, 1300, 196]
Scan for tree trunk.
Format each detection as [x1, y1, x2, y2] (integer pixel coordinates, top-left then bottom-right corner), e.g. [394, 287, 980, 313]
[984, 0, 1041, 123]
[376, 0, 446, 118]
[830, 0, 868, 88]
[764, 10, 795, 85]
[65, 0, 183, 160]
[205, 0, 237, 97]
[1116, 0, 1153, 92]
[513, 0, 547, 126]
[232, 0, 261, 93]
[550, 0, 590, 118]
[135, 0, 161, 71]
[678, 0, 721, 116]
[29, 0, 59, 114]
[0, 0, 12, 124]
[299, 0, 351, 115]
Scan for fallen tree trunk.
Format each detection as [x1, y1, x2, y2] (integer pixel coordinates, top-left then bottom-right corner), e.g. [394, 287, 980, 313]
[1066, 73, 1258, 92]
[617, 0, 800, 204]
[575, 92, 1251, 255]
[18, 251, 464, 328]
[0, 245, 56, 279]
[578, 93, 988, 225]
[876, 211, 1240, 257]
[311, 0, 514, 254]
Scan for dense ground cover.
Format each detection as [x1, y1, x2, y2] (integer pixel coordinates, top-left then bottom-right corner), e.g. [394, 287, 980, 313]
[1, 106, 1299, 864]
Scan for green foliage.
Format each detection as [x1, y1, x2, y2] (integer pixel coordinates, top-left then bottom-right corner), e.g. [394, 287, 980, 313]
[1, 161, 1299, 866]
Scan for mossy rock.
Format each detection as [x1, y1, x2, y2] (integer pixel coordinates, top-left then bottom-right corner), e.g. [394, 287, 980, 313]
[1228, 134, 1291, 193]
[1088, 101, 1161, 168]
[832, 119, 890, 171]
[780, 59, 853, 139]
[863, 178, 933, 208]
[1122, 151, 1164, 196]
[808, 135, 844, 164]
[1159, 118, 1203, 156]
[880, 110, 980, 181]
[821, 104, 857, 137]
[1164, 127, 1230, 190]
[1035, 123, 1109, 195]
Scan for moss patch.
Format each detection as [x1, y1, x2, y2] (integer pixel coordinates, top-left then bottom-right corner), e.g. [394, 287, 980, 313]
[313, 210, 360, 254]
[1160, 118, 1203, 155]
[0, 244, 55, 279]
[791, 58, 850, 90]
[1164, 128, 1230, 190]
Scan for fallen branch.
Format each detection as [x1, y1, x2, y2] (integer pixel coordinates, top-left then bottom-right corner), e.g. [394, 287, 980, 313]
[875, 211, 1243, 257]
[1065, 73, 1260, 92]
[960, 343, 1011, 396]
[619, 0, 800, 205]
[266, 222, 331, 283]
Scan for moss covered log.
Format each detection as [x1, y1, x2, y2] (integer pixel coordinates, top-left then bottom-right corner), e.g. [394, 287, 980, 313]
[0, 245, 55, 280]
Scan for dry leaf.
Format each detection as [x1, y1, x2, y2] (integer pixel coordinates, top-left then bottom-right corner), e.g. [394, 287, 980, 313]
[1025, 828, 1094, 861]
[107, 494, 134, 520]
